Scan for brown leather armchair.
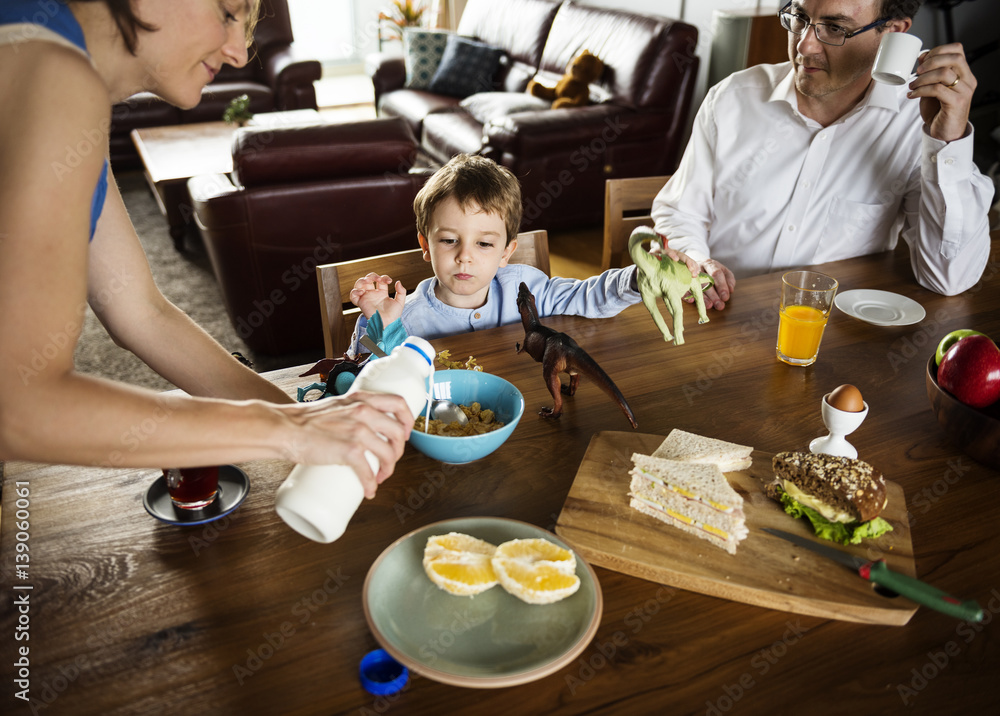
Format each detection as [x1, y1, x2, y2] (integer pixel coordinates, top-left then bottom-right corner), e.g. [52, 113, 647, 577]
[187, 118, 430, 356]
[366, 0, 699, 232]
[110, 0, 321, 170]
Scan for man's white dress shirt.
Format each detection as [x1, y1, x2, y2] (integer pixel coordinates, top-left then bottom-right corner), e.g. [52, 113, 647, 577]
[651, 62, 993, 295]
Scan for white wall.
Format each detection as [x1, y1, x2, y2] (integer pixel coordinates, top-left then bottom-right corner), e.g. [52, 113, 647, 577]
[577, 0, 998, 166]
[577, 1, 779, 114]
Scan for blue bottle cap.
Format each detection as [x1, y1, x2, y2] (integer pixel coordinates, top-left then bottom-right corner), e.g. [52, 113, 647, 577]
[359, 649, 408, 695]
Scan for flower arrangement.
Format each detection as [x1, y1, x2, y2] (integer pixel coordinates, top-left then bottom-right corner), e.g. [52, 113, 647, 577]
[378, 0, 427, 42]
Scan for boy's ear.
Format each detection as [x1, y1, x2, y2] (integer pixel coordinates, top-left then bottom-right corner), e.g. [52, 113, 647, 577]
[498, 238, 518, 268]
[417, 233, 431, 262]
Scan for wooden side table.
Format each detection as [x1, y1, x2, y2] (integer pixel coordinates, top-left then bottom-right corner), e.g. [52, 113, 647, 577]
[130, 122, 239, 250]
[130, 110, 323, 250]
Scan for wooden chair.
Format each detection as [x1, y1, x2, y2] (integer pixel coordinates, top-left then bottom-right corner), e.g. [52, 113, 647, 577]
[602, 175, 671, 271]
[316, 230, 550, 358]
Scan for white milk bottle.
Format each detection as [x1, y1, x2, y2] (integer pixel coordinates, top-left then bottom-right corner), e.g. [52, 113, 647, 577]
[275, 336, 434, 543]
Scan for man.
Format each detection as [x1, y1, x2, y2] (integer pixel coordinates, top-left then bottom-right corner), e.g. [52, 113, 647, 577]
[652, 0, 993, 309]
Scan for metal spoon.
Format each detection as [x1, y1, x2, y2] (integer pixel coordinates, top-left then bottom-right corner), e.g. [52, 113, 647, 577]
[430, 399, 469, 426]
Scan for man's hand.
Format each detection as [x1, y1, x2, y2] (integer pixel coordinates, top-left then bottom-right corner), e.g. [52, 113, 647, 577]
[350, 272, 406, 325]
[660, 245, 736, 310]
[909, 43, 976, 143]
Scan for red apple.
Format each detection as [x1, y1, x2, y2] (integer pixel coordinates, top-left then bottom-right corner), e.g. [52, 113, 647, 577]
[937, 335, 1000, 409]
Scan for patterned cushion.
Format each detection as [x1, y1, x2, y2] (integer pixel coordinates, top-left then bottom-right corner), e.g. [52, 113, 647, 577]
[428, 35, 505, 99]
[402, 28, 450, 90]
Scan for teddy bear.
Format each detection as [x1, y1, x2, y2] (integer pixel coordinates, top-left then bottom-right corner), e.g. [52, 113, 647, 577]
[527, 50, 604, 109]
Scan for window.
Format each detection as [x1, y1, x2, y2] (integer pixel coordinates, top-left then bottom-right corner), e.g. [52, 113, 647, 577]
[288, 0, 358, 64]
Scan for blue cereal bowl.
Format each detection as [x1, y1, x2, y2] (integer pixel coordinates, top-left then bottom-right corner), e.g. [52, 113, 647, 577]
[409, 370, 524, 464]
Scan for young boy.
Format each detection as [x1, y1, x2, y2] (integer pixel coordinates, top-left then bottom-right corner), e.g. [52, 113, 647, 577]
[349, 154, 641, 355]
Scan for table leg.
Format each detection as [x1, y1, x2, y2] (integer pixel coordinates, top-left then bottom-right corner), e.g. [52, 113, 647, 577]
[143, 174, 193, 251]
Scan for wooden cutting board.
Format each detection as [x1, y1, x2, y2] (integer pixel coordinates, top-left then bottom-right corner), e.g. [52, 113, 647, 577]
[555, 432, 918, 625]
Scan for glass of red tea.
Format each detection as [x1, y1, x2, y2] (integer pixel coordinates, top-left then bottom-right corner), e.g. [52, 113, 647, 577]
[163, 466, 220, 509]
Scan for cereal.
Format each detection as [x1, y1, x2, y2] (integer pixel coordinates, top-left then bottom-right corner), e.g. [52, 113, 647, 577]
[435, 350, 484, 372]
[414, 402, 506, 436]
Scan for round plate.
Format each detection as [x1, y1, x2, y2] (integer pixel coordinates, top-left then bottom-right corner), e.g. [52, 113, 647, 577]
[835, 289, 926, 326]
[362, 517, 603, 688]
[142, 465, 250, 526]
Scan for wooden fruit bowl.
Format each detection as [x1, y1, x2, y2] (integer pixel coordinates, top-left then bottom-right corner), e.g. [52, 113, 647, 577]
[926, 356, 1000, 469]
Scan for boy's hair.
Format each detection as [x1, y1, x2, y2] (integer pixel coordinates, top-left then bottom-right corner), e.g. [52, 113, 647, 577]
[74, 1, 260, 55]
[414, 154, 523, 244]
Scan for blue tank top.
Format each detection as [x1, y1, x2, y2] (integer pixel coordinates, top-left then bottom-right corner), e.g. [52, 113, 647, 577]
[0, 0, 109, 241]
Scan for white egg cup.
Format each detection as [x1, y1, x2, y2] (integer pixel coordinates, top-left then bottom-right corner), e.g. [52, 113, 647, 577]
[809, 394, 869, 459]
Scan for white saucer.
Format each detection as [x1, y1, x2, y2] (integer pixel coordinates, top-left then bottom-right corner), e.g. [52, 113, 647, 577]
[835, 289, 926, 326]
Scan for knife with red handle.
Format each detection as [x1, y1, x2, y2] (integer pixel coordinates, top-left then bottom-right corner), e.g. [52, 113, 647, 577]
[763, 528, 983, 622]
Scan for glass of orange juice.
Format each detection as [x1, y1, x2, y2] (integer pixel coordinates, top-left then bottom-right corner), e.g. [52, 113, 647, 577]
[776, 271, 838, 366]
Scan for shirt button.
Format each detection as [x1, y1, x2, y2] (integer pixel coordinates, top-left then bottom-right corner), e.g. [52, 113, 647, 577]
[944, 158, 954, 166]
[802, 181, 811, 188]
[474, 312, 481, 319]
[788, 224, 796, 232]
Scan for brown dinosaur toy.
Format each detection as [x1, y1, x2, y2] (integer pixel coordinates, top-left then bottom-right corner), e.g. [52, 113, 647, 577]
[515, 282, 637, 428]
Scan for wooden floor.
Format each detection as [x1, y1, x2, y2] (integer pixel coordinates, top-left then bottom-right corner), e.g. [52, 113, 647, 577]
[548, 224, 604, 278]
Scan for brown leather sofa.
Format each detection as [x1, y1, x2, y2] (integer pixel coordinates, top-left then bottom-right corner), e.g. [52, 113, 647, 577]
[187, 118, 430, 355]
[109, 0, 321, 170]
[367, 0, 699, 231]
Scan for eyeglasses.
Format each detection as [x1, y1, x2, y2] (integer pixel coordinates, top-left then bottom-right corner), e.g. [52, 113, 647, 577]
[778, 2, 888, 47]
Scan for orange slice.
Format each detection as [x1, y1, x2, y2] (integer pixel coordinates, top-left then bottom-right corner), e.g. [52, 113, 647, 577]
[491, 538, 580, 605]
[422, 533, 498, 597]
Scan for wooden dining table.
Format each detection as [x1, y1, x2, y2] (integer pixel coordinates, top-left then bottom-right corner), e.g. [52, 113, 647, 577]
[2, 237, 999, 715]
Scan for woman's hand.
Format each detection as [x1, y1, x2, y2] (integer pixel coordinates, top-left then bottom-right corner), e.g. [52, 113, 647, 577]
[283, 390, 413, 498]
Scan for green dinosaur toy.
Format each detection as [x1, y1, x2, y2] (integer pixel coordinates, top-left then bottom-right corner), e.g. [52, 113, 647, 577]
[628, 227, 713, 345]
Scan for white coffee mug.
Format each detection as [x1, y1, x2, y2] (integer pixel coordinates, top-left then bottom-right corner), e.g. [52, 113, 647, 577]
[872, 32, 923, 85]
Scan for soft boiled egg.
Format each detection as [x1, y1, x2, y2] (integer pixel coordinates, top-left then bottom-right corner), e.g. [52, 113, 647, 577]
[827, 384, 865, 412]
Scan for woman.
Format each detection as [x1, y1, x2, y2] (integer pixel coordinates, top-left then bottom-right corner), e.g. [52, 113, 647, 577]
[0, 1, 410, 500]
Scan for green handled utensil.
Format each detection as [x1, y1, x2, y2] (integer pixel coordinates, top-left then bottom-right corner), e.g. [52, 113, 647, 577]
[763, 528, 984, 622]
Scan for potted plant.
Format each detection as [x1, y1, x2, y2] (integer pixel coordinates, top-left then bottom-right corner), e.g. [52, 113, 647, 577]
[222, 94, 253, 126]
[378, 0, 427, 43]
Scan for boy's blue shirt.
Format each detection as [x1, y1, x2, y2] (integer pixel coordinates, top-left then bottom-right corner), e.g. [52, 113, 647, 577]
[354, 263, 640, 356]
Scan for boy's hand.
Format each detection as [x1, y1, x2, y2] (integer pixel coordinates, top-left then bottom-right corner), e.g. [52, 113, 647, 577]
[350, 272, 407, 324]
